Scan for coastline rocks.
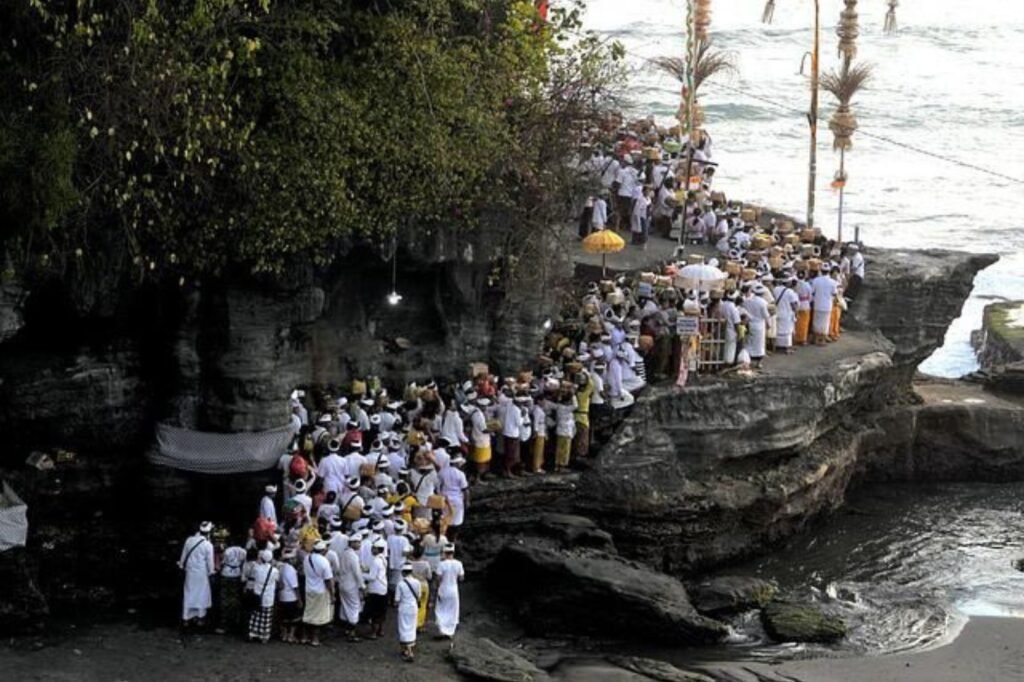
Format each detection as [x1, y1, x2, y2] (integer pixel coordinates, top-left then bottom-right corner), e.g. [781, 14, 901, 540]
[849, 248, 999, 369]
[0, 280, 25, 343]
[0, 547, 48, 634]
[761, 600, 847, 644]
[488, 545, 727, 644]
[450, 636, 550, 682]
[975, 300, 1024, 370]
[691, 576, 777, 615]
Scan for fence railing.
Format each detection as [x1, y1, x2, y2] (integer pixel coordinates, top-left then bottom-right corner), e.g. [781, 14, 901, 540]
[697, 317, 727, 373]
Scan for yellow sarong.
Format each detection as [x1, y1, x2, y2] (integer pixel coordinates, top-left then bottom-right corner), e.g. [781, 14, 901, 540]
[470, 444, 491, 464]
[531, 436, 546, 472]
[416, 578, 429, 629]
[555, 436, 572, 468]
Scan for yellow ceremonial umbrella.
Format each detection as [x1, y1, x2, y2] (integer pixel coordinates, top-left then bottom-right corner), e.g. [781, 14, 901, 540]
[582, 229, 626, 277]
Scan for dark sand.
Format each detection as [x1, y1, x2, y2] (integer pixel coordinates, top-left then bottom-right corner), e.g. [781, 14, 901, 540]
[4, 615, 1024, 681]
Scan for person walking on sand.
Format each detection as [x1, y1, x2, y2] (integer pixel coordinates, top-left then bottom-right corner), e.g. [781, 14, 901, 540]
[301, 540, 334, 646]
[434, 543, 465, 640]
[394, 563, 422, 662]
[178, 521, 216, 629]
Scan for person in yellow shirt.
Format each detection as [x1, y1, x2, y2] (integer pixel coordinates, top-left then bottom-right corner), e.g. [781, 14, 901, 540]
[572, 370, 595, 460]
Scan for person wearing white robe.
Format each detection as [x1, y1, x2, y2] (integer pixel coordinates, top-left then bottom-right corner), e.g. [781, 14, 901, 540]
[811, 269, 838, 343]
[439, 457, 470, 541]
[719, 292, 742, 365]
[395, 563, 422, 661]
[318, 442, 346, 494]
[773, 280, 800, 351]
[365, 539, 390, 638]
[337, 536, 364, 640]
[178, 522, 216, 625]
[258, 485, 277, 526]
[741, 287, 771, 366]
[435, 544, 465, 638]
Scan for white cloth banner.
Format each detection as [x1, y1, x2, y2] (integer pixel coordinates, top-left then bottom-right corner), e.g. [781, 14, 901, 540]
[0, 481, 28, 552]
[150, 423, 295, 474]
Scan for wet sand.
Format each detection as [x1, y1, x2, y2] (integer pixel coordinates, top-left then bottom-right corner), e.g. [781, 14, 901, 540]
[4, 615, 1023, 681]
[700, 617, 1024, 682]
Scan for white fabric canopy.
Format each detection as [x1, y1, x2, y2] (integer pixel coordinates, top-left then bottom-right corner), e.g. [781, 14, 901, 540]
[0, 481, 28, 552]
[150, 423, 294, 474]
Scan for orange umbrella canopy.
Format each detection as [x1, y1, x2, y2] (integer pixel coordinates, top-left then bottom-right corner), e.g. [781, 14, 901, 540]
[581, 229, 625, 254]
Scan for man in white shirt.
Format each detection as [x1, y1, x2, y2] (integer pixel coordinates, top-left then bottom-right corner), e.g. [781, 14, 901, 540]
[177, 521, 216, 627]
[364, 539, 390, 638]
[741, 285, 772, 367]
[846, 243, 865, 300]
[718, 291, 743, 365]
[318, 440, 346, 494]
[613, 161, 639, 230]
[258, 485, 277, 526]
[500, 395, 522, 477]
[337, 535, 364, 641]
[439, 456, 470, 542]
[302, 540, 334, 646]
[811, 266, 839, 345]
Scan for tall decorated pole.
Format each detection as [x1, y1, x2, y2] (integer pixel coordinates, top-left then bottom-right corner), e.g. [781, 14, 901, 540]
[824, 0, 871, 243]
[682, 0, 697, 240]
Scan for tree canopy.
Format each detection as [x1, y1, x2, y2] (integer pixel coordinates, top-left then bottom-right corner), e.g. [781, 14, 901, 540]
[0, 0, 622, 288]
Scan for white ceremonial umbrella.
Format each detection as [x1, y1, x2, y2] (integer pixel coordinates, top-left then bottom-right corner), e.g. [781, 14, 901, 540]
[674, 263, 727, 292]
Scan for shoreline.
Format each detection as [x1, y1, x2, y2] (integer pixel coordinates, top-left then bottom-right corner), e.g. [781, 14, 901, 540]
[3, 611, 1022, 681]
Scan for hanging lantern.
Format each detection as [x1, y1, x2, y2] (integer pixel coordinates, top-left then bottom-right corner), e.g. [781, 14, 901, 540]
[829, 104, 858, 151]
[695, 0, 712, 43]
[884, 0, 898, 34]
[831, 170, 848, 190]
[762, 0, 776, 24]
[836, 0, 859, 61]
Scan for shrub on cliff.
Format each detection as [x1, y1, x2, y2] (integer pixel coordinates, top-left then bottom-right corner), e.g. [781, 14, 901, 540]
[0, 0, 622, 300]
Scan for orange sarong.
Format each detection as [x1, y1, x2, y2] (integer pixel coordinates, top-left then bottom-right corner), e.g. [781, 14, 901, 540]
[795, 310, 811, 345]
[830, 306, 842, 339]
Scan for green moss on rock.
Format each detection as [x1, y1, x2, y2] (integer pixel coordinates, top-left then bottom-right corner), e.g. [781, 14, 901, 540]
[761, 600, 847, 644]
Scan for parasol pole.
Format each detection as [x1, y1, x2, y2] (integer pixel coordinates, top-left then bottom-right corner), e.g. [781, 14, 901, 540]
[602, 253, 607, 278]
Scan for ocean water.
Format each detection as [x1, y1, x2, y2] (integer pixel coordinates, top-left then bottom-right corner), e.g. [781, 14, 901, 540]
[585, 0, 1024, 376]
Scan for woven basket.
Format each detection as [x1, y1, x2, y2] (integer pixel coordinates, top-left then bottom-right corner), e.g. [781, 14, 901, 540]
[725, 261, 742, 276]
[687, 254, 704, 265]
[741, 268, 758, 281]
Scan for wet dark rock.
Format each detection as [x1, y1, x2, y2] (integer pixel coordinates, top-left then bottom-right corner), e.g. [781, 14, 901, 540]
[979, 361, 1024, 397]
[449, 636, 550, 682]
[0, 280, 25, 343]
[974, 301, 1024, 370]
[691, 576, 777, 615]
[848, 248, 999, 369]
[0, 547, 49, 634]
[761, 600, 847, 643]
[489, 545, 727, 644]
[536, 513, 616, 552]
[604, 656, 717, 682]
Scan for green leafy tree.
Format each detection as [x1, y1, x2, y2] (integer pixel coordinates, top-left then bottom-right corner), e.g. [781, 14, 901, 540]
[0, 0, 623, 297]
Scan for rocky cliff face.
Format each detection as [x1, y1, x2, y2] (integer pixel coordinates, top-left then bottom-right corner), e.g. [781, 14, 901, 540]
[463, 247, 1006, 577]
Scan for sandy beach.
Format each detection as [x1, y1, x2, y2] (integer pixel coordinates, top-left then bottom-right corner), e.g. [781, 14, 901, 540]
[3, 613, 1023, 682]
